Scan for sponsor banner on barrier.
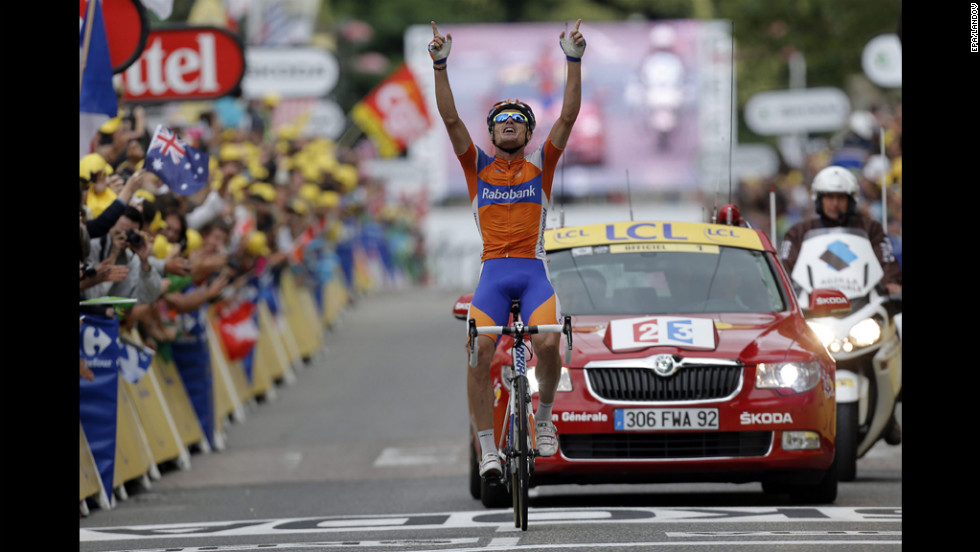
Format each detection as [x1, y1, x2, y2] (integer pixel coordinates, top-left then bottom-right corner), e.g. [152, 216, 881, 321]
[79, 313, 122, 504]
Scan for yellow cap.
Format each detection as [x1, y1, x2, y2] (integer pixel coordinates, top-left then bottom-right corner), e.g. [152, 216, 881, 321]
[263, 92, 281, 108]
[149, 210, 167, 231]
[99, 116, 122, 134]
[80, 153, 112, 182]
[152, 233, 172, 259]
[278, 125, 300, 142]
[317, 190, 341, 208]
[150, 234, 173, 259]
[249, 162, 269, 181]
[333, 164, 358, 192]
[298, 183, 321, 203]
[889, 157, 902, 185]
[288, 198, 310, 215]
[245, 231, 271, 256]
[228, 174, 250, 202]
[184, 228, 203, 256]
[248, 182, 277, 203]
[135, 189, 157, 203]
[219, 143, 244, 162]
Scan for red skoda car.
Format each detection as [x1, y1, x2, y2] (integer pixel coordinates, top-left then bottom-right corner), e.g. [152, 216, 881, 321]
[455, 218, 847, 506]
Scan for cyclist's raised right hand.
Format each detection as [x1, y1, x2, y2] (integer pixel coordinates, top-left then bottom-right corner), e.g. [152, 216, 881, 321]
[429, 21, 452, 65]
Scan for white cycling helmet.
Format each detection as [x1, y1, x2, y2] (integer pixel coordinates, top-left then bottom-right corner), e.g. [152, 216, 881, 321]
[811, 165, 859, 219]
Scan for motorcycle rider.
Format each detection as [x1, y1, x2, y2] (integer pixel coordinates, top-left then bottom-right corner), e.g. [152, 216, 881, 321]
[780, 165, 901, 294]
[779, 164, 902, 444]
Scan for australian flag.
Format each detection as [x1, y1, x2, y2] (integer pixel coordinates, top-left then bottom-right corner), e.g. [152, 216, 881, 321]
[146, 125, 210, 196]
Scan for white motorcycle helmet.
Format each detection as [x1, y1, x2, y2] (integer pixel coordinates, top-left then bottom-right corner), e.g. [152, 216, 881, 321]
[811, 165, 859, 220]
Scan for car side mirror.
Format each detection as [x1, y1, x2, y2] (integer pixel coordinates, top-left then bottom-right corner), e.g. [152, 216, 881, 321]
[453, 293, 473, 321]
[803, 288, 851, 317]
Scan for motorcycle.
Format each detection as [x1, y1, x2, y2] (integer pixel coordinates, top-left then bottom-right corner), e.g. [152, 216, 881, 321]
[638, 50, 684, 152]
[789, 227, 902, 481]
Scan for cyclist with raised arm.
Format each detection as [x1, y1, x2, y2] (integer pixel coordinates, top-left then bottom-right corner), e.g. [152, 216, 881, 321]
[429, 20, 586, 481]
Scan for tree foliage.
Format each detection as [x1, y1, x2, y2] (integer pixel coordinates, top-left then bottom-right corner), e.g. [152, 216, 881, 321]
[323, 0, 899, 113]
[164, 0, 902, 129]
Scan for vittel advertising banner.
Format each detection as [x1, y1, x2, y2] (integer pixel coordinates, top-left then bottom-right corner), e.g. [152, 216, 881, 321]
[119, 26, 246, 103]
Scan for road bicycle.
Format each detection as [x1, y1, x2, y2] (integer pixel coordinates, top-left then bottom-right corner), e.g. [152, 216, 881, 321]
[468, 299, 572, 531]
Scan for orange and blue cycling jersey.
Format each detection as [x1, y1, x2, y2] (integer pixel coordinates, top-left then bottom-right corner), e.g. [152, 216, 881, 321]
[459, 139, 563, 262]
[458, 139, 564, 339]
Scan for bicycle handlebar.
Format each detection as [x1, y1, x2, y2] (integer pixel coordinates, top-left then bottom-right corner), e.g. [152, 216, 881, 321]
[475, 323, 565, 335]
[467, 316, 573, 368]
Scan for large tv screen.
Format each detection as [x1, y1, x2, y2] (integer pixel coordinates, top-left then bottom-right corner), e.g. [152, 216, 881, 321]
[404, 19, 734, 202]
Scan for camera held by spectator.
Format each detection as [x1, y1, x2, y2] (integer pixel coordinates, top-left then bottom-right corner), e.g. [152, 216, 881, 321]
[126, 228, 144, 248]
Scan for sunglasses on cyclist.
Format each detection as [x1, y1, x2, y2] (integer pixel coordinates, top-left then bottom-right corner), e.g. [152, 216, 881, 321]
[493, 111, 529, 124]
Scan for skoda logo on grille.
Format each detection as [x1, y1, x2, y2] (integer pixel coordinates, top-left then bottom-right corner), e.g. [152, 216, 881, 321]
[652, 354, 678, 377]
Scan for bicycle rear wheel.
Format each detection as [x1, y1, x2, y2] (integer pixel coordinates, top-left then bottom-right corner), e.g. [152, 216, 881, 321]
[510, 375, 530, 531]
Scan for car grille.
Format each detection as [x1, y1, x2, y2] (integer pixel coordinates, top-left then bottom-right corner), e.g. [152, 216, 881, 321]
[586, 365, 742, 401]
[559, 431, 772, 459]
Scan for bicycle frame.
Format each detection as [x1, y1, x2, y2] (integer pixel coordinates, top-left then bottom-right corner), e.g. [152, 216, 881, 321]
[501, 326, 531, 460]
[467, 304, 572, 531]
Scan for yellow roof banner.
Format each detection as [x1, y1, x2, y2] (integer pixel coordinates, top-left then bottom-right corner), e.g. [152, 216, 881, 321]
[544, 221, 766, 251]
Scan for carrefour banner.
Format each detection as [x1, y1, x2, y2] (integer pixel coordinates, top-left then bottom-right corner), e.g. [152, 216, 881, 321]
[171, 290, 216, 448]
[79, 313, 121, 503]
[118, 334, 154, 384]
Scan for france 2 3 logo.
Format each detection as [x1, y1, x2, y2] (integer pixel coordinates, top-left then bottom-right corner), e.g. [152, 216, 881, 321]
[609, 316, 716, 351]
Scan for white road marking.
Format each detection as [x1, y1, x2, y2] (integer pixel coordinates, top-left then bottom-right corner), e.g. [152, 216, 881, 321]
[93, 539, 480, 551]
[373, 446, 462, 466]
[80, 507, 902, 542]
[667, 531, 902, 537]
[93, 540, 903, 552]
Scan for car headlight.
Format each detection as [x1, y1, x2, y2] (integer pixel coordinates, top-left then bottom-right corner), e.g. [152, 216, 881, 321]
[848, 317, 882, 347]
[756, 361, 821, 393]
[525, 366, 573, 394]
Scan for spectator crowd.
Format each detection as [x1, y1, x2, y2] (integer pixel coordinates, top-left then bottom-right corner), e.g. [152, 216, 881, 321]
[79, 86, 430, 377]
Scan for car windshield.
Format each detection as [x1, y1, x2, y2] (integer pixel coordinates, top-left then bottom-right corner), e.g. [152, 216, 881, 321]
[548, 244, 787, 315]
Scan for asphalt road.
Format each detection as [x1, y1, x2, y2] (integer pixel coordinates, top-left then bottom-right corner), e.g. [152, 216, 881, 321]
[79, 286, 902, 552]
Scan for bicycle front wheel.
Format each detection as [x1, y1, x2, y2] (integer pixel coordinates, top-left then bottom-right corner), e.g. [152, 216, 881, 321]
[510, 375, 530, 531]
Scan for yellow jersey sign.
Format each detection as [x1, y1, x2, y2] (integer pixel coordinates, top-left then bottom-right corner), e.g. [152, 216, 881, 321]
[544, 221, 765, 251]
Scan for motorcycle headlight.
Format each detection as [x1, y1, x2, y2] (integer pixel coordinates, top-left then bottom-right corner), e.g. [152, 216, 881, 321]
[806, 321, 836, 349]
[849, 317, 882, 347]
[808, 316, 883, 353]
[756, 361, 821, 393]
[526, 366, 573, 394]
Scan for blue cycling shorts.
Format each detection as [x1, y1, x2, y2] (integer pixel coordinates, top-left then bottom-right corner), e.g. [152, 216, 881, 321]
[468, 257, 560, 344]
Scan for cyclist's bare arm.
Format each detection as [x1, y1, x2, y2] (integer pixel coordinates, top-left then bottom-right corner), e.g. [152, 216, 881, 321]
[549, 19, 584, 150]
[431, 21, 472, 156]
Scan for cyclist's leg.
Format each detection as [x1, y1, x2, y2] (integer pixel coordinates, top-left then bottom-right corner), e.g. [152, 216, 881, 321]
[468, 260, 516, 476]
[518, 259, 562, 456]
[520, 259, 562, 406]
